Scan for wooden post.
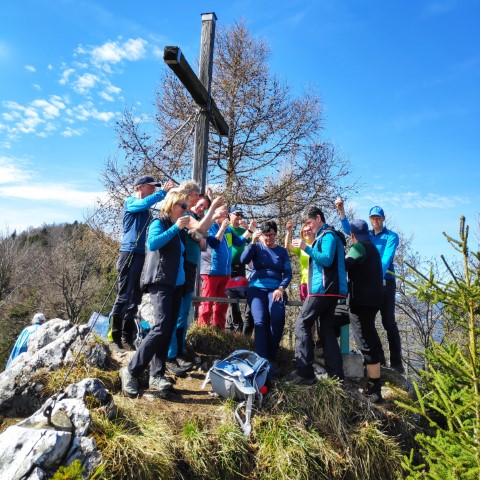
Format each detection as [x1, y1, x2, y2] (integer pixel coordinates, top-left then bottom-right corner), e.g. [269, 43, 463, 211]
[192, 12, 217, 192]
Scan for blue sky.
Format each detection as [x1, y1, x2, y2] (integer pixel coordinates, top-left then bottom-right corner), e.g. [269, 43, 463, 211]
[1, 0, 479, 262]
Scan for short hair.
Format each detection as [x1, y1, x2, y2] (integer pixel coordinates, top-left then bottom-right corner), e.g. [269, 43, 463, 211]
[199, 193, 212, 208]
[304, 206, 325, 223]
[160, 191, 188, 216]
[260, 220, 278, 234]
[177, 180, 200, 196]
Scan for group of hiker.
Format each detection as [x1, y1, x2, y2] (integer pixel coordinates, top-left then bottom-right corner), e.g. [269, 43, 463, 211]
[4, 173, 400, 406]
[112, 175, 401, 403]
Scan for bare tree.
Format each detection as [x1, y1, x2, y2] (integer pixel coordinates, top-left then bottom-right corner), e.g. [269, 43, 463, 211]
[100, 19, 358, 229]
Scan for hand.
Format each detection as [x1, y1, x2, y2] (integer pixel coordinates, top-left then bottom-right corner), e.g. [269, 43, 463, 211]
[248, 220, 257, 231]
[176, 216, 191, 229]
[239, 219, 249, 229]
[206, 186, 214, 199]
[292, 238, 306, 250]
[286, 219, 294, 231]
[210, 196, 225, 209]
[163, 180, 176, 192]
[272, 288, 284, 302]
[252, 230, 262, 244]
[221, 218, 230, 230]
[335, 196, 344, 212]
[213, 205, 227, 220]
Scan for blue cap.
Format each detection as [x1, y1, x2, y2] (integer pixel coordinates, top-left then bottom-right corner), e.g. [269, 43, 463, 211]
[369, 206, 385, 217]
[350, 219, 371, 242]
[229, 206, 243, 215]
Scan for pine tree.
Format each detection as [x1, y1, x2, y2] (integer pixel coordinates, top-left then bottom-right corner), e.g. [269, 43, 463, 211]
[399, 216, 480, 479]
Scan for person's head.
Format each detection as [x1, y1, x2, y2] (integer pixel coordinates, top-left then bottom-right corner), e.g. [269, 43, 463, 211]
[350, 219, 371, 244]
[160, 191, 188, 221]
[192, 197, 210, 217]
[31, 312, 46, 325]
[134, 175, 161, 199]
[177, 180, 201, 209]
[229, 207, 244, 227]
[368, 206, 385, 233]
[260, 220, 278, 248]
[300, 222, 314, 243]
[215, 206, 229, 225]
[303, 206, 326, 234]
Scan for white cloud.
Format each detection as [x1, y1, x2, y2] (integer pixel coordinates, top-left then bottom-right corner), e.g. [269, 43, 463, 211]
[24, 65, 36, 72]
[61, 126, 83, 137]
[67, 101, 117, 123]
[33, 84, 41, 90]
[1, 96, 68, 138]
[90, 38, 147, 65]
[59, 68, 75, 85]
[361, 191, 470, 210]
[72, 72, 99, 94]
[0, 183, 105, 208]
[0, 156, 35, 184]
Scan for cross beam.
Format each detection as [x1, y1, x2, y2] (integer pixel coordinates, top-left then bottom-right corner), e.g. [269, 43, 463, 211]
[164, 46, 229, 137]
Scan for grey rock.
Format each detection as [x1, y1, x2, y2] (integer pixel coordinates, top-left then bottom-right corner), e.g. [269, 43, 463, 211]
[0, 425, 72, 479]
[0, 321, 111, 416]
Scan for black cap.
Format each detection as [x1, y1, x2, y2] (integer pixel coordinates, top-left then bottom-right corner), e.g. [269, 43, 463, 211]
[134, 175, 162, 187]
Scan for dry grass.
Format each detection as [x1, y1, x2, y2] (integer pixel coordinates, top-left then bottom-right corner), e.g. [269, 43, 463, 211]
[186, 324, 254, 359]
[90, 400, 176, 480]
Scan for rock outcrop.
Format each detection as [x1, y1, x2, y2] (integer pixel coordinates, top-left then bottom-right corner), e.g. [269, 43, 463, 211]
[0, 319, 114, 479]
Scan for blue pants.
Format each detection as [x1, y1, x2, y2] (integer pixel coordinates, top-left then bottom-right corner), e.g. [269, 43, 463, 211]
[167, 291, 193, 359]
[247, 287, 286, 361]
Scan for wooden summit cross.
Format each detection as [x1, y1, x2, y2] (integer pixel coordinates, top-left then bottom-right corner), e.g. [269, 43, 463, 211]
[163, 12, 229, 192]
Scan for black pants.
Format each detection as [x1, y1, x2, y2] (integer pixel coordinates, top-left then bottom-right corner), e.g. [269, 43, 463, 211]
[295, 296, 343, 379]
[380, 278, 402, 367]
[225, 263, 254, 334]
[349, 305, 382, 365]
[128, 284, 184, 378]
[111, 251, 145, 340]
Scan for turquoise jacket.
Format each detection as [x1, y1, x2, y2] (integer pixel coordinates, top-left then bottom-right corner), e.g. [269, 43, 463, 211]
[340, 217, 399, 280]
[304, 224, 347, 297]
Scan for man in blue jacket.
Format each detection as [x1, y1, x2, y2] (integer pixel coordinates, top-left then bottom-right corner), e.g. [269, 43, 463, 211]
[109, 175, 174, 350]
[289, 206, 348, 383]
[335, 198, 403, 374]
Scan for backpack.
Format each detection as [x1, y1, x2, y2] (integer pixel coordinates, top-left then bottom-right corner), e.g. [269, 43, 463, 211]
[202, 350, 270, 436]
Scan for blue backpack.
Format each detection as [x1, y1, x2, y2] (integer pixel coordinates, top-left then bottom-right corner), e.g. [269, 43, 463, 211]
[202, 350, 270, 436]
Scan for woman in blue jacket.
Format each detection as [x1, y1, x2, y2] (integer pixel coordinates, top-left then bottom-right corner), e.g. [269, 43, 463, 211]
[120, 191, 190, 398]
[241, 221, 292, 371]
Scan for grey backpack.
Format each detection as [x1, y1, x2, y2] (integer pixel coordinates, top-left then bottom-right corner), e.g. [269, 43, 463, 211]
[202, 350, 270, 436]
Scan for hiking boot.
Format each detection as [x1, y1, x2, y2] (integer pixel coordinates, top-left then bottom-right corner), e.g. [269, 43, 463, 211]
[391, 363, 405, 375]
[149, 375, 173, 392]
[165, 360, 189, 377]
[120, 367, 138, 397]
[285, 370, 317, 385]
[363, 379, 382, 403]
[175, 357, 193, 371]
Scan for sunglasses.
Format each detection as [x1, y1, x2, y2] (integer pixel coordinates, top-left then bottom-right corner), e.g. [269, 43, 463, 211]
[233, 212, 243, 217]
[262, 232, 276, 237]
[176, 202, 188, 210]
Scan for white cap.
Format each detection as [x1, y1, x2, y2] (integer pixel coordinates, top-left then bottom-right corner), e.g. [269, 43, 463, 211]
[32, 313, 46, 324]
